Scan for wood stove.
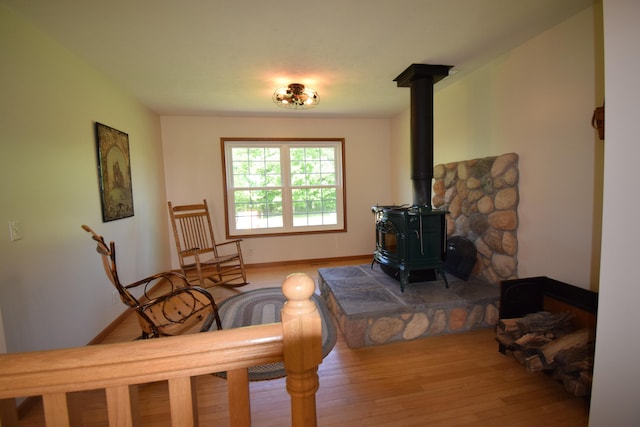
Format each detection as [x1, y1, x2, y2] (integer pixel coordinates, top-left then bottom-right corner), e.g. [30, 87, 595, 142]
[372, 205, 448, 292]
[372, 64, 452, 292]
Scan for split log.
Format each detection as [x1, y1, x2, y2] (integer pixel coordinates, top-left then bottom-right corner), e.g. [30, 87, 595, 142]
[554, 344, 595, 366]
[537, 328, 594, 365]
[562, 377, 589, 397]
[496, 318, 520, 332]
[514, 331, 555, 348]
[496, 329, 555, 351]
[524, 354, 547, 373]
[495, 331, 520, 349]
[511, 350, 529, 364]
[496, 312, 596, 397]
[553, 367, 593, 397]
[516, 311, 574, 333]
[561, 360, 593, 374]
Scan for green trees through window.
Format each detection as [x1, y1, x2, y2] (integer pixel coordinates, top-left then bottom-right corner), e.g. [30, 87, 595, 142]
[222, 138, 345, 237]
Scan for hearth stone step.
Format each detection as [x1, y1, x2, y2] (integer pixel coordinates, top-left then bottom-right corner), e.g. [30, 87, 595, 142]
[318, 264, 499, 348]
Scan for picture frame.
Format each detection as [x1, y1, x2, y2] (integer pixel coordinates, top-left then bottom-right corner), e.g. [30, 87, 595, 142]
[95, 122, 134, 222]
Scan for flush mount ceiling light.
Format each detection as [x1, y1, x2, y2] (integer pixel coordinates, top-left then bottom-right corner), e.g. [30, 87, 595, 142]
[272, 83, 319, 109]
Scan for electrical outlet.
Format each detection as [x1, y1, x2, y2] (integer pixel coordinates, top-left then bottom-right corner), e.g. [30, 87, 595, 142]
[112, 290, 119, 305]
[8, 221, 22, 241]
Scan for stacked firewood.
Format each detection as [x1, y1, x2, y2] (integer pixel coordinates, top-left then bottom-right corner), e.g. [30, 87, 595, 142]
[495, 311, 595, 397]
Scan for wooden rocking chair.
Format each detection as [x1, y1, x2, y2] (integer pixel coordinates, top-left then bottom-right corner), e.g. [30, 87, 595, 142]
[168, 200, 249, 288]
[82, 225, 221, 339]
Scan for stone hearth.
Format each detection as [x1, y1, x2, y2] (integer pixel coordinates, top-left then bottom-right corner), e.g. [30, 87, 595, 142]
[318, 264, 500, 348]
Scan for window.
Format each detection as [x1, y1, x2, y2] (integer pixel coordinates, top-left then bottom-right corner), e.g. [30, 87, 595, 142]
[222, 138, 346, 237]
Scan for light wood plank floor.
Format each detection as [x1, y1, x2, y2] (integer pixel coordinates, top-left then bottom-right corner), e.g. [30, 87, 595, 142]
[18, 258, 590, 426]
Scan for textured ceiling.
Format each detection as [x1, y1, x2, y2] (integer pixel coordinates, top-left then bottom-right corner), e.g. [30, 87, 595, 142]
[3, 0, 594, 117]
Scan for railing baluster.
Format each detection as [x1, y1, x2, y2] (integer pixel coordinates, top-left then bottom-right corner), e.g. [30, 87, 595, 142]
[228, 368, 251, 427]
[0, 398, 19, 426]
[42, 392, 70, 427]
[168, 377, 197, 427]
[105, 384, 138, 427]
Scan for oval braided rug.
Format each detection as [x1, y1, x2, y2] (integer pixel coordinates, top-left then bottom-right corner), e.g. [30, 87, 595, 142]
[210, 287, 337, 381]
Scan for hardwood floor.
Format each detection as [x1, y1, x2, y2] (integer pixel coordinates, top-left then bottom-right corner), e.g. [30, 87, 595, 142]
[18, 258, 590, 426]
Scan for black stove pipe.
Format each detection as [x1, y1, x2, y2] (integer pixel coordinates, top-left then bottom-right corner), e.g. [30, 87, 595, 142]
[394, 64, 452, 207]
[410, 76, 435, 207]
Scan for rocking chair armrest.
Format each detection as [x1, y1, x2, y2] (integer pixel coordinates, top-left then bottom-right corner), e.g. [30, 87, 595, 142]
[179, 247, 200, 255]
[139, 284, 216, 310]
[214, 239, 243, 248]
[180, 247, 210, 267]
[125, 271, 192, 297]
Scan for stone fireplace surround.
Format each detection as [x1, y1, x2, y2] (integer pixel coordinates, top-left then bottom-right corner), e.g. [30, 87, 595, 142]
[433, 152, 520, 285]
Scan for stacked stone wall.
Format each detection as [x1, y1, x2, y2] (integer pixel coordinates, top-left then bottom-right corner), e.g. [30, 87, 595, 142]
[432, 152, 519, 284]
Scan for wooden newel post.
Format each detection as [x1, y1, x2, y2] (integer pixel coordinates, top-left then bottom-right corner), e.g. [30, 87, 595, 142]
[281, 273, 322, 427]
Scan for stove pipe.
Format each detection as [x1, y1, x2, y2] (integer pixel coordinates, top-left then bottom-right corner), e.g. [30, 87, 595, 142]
[394, 64, 452, 207]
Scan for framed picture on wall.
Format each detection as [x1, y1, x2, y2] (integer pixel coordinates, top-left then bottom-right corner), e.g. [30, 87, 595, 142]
[95, 122, 134, 222]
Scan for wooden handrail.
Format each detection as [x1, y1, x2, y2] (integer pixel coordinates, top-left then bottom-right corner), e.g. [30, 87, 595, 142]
[0, 273, 321, 427]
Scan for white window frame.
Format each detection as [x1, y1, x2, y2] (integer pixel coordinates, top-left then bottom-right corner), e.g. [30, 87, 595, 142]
[221, 137, 346, 238]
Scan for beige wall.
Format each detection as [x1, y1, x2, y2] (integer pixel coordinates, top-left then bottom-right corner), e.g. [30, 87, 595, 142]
[590, 1, 640, 423]
[391, 6, 602, 291]
[389, 108, 412, 205]
[0, 4, 169, 352]
[160, 116, 392, 266]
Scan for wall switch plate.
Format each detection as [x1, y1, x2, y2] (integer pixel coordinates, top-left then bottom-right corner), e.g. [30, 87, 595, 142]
[9, 221, 22, 241]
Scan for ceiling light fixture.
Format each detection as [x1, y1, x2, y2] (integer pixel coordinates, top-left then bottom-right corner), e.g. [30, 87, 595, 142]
[272, 83, 319, 109]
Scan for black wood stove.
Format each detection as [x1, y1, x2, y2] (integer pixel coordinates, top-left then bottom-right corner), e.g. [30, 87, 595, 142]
[372, 204, 448, 291]
[372, 64, 452, 292]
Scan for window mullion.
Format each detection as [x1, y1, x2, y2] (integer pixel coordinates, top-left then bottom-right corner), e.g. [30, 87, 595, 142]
[281, 145, 293, 228]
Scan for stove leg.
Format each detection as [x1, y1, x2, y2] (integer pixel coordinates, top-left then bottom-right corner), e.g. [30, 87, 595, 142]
[438, 269, 449, 288]
[400, 270, 409, 292]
